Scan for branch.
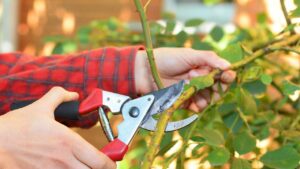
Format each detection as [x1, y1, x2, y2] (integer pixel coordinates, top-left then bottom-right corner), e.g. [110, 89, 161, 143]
[280, 0, 295, 34]
[141, 33, 300, 168]
[133, 0, 164, 89]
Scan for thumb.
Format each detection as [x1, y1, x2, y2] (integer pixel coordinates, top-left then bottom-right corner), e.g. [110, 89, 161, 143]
[32, 87, 79, 116]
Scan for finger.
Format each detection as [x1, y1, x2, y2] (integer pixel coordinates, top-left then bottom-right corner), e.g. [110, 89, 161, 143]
[188, 69, 210, 79]
[212, 82, 229, 93]
[212, 92, 221, 102]
[68, 156, 90, 169]
[190, 50, 230, 70]
[193, 94, 208, 112]
[33, 87, 79, 113]
[69, 131, 116, 169]
[221, 70, 236, 84]
[198, 89, 211, 104]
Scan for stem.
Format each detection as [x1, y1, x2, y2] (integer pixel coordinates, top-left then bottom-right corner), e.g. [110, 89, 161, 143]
[133, 0, 164, 89]
[141, 86, 196, 169]
[141, 33, 300, 168]
[270, 47, 300, 55]
[280, 0, 295, 34]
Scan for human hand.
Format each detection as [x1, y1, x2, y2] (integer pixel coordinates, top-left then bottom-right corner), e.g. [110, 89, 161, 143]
[135, 48, 236, 112]
[0, 87, 116, 169]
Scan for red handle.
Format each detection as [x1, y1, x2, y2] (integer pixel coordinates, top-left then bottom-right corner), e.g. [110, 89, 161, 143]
[79, 89, 103, 115]
[100, 139, 128, 161]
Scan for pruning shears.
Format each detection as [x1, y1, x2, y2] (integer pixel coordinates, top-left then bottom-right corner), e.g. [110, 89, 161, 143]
[11, 81, 198, 161]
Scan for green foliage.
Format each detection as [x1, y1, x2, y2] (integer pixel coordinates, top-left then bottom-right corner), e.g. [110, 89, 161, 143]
[207, 147, 230, 166]
[45, 3, 300, 167]
[231, 158, 252, 169]
[261, 146, 300, 169]
[232, 131, 256, 154]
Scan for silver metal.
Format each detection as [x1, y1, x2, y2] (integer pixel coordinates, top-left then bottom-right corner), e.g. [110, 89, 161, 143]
[102, 91, 130, 114]
[98, 107, 114, 142]
[140, 80, 197, 131]
[129, 107, 140, 118]
[117, 95, 154, 145]
[140, 114, 198, 131]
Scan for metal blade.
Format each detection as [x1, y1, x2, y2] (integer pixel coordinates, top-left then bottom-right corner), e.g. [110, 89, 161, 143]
[140, 80, 198, 131]
[141, 114, 198, 131]
[141, 80, 185, 125]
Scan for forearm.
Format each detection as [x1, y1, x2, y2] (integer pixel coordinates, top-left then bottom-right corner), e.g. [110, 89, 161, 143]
[0, 46, 142, 127]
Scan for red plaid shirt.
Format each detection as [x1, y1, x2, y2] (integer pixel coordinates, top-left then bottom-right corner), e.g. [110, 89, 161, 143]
[0, 46, 142, 128]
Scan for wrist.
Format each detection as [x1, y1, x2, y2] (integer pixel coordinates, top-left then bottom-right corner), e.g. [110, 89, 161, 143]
[134, 50, 155, 94]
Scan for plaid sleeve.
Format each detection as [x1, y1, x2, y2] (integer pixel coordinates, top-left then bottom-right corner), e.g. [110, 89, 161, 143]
[0, 46, 143, 128]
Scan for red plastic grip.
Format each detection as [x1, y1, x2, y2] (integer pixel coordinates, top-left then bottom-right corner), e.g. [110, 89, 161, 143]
[100, 139, 128, 161]
[79, 89, 103, 115]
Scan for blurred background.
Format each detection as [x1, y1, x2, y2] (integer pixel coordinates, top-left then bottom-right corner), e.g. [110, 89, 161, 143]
[0, 0, 297, 55]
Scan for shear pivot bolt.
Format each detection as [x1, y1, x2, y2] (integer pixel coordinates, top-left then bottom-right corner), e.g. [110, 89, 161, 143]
[129, 107, 139, 118]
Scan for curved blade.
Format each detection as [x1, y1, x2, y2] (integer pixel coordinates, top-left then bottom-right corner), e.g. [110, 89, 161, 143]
[141, 80, 185, 125]
[141, 114, 198, 131]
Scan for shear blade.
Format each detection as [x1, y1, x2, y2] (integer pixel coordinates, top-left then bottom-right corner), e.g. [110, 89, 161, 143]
[140, 80, 198, 131]
[140, 114, 198, 131]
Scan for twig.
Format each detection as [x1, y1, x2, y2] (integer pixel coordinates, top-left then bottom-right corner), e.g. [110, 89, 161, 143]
[144, 0, 152, 12]
[280, 0, 295, 34]
[134, 0, 164, 89]
[141, 33, 300, 168]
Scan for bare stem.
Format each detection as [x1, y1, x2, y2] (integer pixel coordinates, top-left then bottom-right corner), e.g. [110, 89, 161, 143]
[133, 0, 164, 89]
[280, 0, 295, 34]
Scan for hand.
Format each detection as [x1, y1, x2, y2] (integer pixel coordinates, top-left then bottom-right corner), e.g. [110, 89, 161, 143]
[135, 48, 236, 112]
[0, 87, 116, 169]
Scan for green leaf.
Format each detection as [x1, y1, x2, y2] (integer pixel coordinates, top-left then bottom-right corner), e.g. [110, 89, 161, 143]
[282, 80, 300, 95]
[192, 36, 214, 50]
[210, 26, 224, 42]
[190, 136, 205, 142]
[261, 146, 300, 169]
[192, 144, 205, 156]
[185, 18, 203, 27]
[219, 44, 244, 63]
[207, 147, 230, 166]
[233, 131, 256, 155]
[231, 158, 252, 169]
[236, 88, 257, 115]
[260, 74, 272, 85]
[242, 80, 266, 95]
[203, 0, 222, 5]
[241, 66, 262, 83]
[157, 140, 177, 156]
[187, 74, 214, 91]
[291, 7, 300, 18]
[165, 21, 176, 34]
[294, 0, 300, 5]
[199, 128, 225, 146]
[176, 31, 188, 46]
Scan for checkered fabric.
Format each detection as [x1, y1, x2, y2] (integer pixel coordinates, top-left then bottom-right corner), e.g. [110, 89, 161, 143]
[0, 46, 142, 128]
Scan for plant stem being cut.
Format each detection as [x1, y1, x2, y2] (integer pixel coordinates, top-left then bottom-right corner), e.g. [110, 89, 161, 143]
[133, 0, 164, 89]
[141, 33, 300, 169]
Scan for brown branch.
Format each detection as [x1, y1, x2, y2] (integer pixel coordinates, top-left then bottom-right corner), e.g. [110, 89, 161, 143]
[280, 0, 295, 34]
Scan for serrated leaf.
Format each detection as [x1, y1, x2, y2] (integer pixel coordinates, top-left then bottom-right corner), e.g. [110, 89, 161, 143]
[242, 80, 266, 95]
[210, 26, 224, 42]
[233, 131, 256, 155]
[261, 146, 300, 169]
[282, 80, 300, 95]
[219, 44, 244, 63]
[236, 87, 257, 115]
[231, 158, 252, 169]
[185, 18, 203, 27]
[207, 147, 230, 166]
[157, 140, 177, 156]
[186, 74, 214, 91]
[199, 128, 225, 146]
[260, 74, 272, 85]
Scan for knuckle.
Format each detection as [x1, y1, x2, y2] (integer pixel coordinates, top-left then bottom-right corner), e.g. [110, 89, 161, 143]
[50, 86, 65, 93]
